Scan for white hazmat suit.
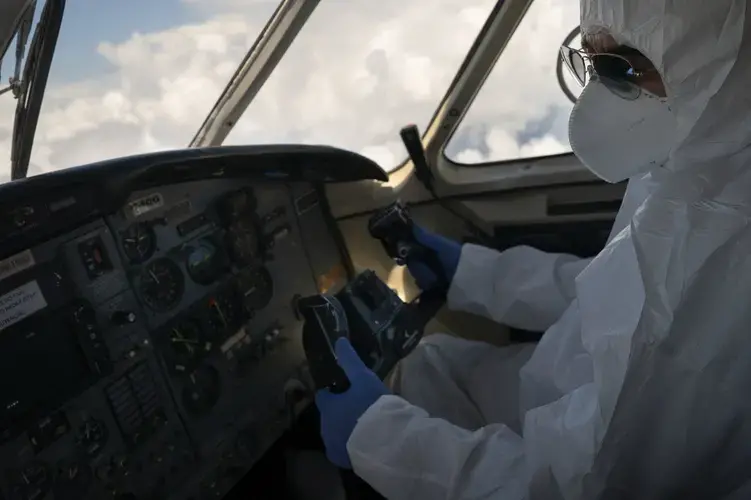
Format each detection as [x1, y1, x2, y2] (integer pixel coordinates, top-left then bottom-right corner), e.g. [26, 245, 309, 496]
[347, 1, 751, 498]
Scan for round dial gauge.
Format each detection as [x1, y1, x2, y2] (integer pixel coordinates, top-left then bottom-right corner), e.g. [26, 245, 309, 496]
[75, 418, 108, 457]
[237, 266, 273, 312]
[181, 366, 221, 416]
[169, 319, 208, 370]
[186, 239, 222, 285]
[207, 290, 243, 338]
[121, 222, 156, 263]
[139, 258, 185, 312]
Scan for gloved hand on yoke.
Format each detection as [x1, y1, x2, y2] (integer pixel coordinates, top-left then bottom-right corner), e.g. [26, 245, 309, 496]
[406, 226, 462, 291]
[315, 337, 390, 469]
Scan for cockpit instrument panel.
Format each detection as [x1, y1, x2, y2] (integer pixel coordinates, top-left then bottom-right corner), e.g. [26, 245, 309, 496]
[0, 145, 380, 499]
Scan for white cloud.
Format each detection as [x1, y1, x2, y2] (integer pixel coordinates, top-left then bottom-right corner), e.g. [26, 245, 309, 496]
[225, 0, 504, 154]
[0, 0, 579, 183]
[447, 0, 580, 163]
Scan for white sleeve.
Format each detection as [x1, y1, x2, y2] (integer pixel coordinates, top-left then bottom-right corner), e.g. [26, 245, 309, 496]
[348, 395, 527, 500]
[447, 244, 591, 332]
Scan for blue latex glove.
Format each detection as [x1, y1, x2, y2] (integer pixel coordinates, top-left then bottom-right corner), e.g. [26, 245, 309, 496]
[406, 225, 462, 290]
[315, 337, 390, 469]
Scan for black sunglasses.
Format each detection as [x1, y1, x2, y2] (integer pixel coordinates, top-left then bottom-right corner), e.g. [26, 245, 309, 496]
[559, 45, 649, 100]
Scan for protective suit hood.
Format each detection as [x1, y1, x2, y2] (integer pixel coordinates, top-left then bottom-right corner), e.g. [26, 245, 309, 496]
[581, 0, 748, 185]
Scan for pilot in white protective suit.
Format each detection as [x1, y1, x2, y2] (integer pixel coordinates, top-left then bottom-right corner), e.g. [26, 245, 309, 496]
[315, 0, 751, 498]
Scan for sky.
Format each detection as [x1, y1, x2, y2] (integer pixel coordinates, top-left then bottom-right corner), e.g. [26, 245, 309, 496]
[0, 0, 581, 184]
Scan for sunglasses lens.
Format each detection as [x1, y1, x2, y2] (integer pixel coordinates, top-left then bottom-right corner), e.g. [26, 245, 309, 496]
[591, 54, 641, 100]
[560, 47, 587, 86]
[560, 48, 642, 99]
[591, 54, 632, 80]
[571, 51, 587, 86]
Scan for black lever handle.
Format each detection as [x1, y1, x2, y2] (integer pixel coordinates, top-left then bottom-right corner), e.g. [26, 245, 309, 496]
[400, 124, 433, 190]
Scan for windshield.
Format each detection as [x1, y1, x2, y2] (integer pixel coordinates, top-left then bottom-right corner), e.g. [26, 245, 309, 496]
[223, 0, 497, 170]
[0, 0, 276, 180]
[446, 0, 581, 163]
[2, 0, 580, 182]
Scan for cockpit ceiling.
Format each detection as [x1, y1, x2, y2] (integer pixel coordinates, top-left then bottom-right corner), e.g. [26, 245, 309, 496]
[0, 0, 33, 61]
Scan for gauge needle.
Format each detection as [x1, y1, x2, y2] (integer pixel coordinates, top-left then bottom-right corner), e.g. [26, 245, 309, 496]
[149, 270, 160, 283]
[212, 303, 227, 326]
[172, 328, 197, 356]
[172, 338, 199, 345]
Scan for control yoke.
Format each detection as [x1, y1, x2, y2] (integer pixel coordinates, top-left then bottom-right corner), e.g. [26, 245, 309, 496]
[300, 201, 445, 394]
[368, 200, 450, 290]
[299, 201, 447, 500]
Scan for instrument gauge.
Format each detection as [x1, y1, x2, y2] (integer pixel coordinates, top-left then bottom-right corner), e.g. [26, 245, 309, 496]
[139, 258, 185, 312]
[75, 418, 108, 457]
[237, 266, 274, 312]
[186, 239, 222, 285]
[121, 222, 156, 263]
[207, 290, 244, 338]
[169, 319, 208, 370]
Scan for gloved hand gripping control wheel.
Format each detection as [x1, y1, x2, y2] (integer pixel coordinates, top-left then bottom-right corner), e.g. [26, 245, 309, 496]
[368, 201, 451, 290]
[301, 204, 450, 499]
[300, 270, 428, 392]
[302, 202, 449, 396]
[299, 294, 352, 394]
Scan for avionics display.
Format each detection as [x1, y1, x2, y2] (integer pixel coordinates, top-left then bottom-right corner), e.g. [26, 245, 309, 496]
[0, 251, 110, 440]
[0, 292, 110, 438]
[0, 304, 103, 439]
